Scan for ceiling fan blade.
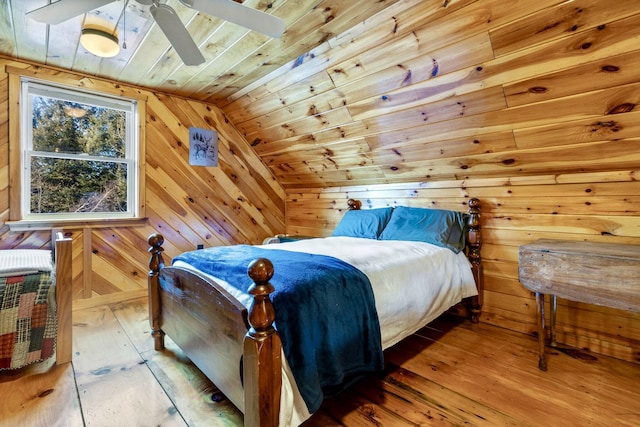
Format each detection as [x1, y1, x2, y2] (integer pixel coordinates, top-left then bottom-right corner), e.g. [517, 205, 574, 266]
[150, 4, 205, 66]
[180, 0, 285, 39]
[27, 0, 115, 25]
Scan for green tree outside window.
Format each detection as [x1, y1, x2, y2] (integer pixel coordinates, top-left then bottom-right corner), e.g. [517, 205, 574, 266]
[22, 80, 139, 220]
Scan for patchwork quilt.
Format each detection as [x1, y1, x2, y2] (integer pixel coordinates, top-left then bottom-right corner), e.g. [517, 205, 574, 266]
[0, 250, 56, 370]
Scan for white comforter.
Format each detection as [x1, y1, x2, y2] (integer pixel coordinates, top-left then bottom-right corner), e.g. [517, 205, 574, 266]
[174, 236, 477, 426]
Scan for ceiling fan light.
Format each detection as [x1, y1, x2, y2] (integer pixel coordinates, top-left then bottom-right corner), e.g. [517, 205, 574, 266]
[80, 26, 119, 58]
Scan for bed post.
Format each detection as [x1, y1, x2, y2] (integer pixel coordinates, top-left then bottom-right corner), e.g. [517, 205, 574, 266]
[467, 198, 483, 323]
[148, 233, 166, 351]
[244, 258, 282, 427]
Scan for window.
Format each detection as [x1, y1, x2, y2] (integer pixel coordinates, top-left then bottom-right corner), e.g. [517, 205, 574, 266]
[13, 77, 143, 224]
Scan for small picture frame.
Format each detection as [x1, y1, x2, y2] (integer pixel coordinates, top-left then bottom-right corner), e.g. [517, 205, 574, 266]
[189, 127, 218, 166]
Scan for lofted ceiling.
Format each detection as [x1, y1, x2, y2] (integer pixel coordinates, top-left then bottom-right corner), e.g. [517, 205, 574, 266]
[4, 1, 637, 190]
[0, 0, 398, 104]
[0, 0, 413, 189]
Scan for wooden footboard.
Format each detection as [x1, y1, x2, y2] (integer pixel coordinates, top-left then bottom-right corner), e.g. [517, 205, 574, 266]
[148, 235, 281, 426]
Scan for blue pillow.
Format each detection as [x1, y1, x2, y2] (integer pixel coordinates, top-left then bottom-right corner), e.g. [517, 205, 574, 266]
[332, 207, 394, 239]
[378, 206, 469, 252]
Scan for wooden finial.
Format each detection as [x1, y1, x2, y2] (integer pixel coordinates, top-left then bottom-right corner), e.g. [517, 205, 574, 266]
[246, 258, 276, 336]
[148, 233, 165, 272]
[347, 199, 362, 210]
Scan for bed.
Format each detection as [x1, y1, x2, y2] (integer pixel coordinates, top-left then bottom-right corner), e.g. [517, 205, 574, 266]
[0, 231, 72, 369]
[147, 198, 482, 426]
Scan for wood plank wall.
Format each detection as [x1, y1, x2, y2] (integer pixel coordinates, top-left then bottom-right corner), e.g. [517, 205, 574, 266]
[0, 59, 285, 302]
[1, 0, 638, 367]
[285, 177, 640, 364]
[278, 1, 640, 364]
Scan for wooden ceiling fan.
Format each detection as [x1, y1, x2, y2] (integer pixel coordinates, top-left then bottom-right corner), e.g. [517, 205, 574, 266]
[26, 0, 285, 66]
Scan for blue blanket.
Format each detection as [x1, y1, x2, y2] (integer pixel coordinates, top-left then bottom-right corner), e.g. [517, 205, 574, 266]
[173, 245, 383, 413]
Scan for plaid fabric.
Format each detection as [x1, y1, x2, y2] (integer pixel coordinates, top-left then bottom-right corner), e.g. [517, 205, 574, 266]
[0, 271, 56, 370]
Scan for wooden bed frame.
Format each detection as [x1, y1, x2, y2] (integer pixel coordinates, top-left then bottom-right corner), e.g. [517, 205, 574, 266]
[147, 198, 482, 426]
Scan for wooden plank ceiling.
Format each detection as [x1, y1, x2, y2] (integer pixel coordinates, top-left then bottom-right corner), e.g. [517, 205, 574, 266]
[2, 0, 640, 190]
[0, 0, 396, 101]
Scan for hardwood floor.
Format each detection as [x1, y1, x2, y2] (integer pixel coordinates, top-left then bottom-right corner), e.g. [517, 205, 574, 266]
[1, 296, 639, 426]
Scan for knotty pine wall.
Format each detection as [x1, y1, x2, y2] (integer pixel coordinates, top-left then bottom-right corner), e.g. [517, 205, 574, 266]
[1, 0, 639, 366]
[0, 59, 285, 303]
[272, 1, 640, 363]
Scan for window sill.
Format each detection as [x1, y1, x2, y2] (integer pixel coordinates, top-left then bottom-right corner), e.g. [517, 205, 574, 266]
[6, 218, 148, 232]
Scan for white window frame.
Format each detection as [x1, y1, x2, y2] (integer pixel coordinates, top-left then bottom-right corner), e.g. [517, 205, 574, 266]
[7, 68, 147, 229]
[20, 79, 140, 220]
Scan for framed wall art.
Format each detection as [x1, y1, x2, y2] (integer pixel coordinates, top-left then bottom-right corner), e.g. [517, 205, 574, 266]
[189, 127, 218, 166]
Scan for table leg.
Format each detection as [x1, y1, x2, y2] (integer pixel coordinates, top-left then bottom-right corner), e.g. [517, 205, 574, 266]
[535, 292, 548, 371]
[550, 294, 557, 348]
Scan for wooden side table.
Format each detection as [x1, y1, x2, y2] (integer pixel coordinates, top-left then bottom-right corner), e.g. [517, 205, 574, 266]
[518, 239, 640, 371]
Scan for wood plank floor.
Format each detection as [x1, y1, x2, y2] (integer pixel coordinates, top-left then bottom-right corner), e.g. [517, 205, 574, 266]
[1, 296, 639, 426]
